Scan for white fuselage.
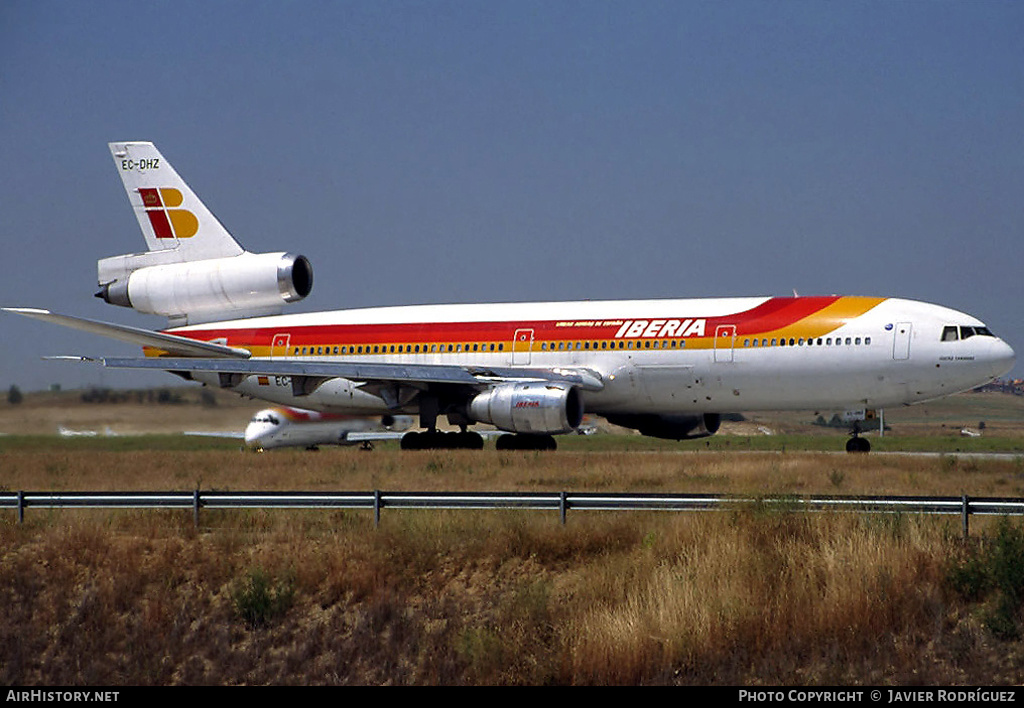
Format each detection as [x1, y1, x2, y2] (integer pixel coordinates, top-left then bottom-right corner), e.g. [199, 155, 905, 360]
[243, 407, 413, 449]
[170, 295, 1015, 418]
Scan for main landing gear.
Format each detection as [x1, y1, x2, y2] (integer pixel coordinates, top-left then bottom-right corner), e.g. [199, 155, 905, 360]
[398, 430, 559, 451]
[400, 430, 484, 450]
[495, 434, 558, 451]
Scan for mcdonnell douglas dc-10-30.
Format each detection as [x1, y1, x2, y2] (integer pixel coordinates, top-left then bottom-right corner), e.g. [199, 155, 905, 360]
[5, 142, 1015, 452]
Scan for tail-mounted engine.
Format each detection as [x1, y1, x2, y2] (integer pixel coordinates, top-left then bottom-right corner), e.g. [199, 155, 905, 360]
[468, 382, 583, 435]
[96, 251, 312, 325]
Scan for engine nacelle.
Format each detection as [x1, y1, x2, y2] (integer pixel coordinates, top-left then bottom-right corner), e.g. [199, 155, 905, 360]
[468, 382, 583, 435]
[97, 251, 312, 324]
[605, 413, 721, 440]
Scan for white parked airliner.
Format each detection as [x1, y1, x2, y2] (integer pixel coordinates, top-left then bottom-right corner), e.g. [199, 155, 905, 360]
[5, 142, 1015, 452]
[240, 407, 413, 451]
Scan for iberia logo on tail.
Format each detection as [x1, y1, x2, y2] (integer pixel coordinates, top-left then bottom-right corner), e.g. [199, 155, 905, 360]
[139, 187, 199, 239]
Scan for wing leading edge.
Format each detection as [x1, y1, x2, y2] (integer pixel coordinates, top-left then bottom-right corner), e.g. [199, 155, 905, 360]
[99, 356, 605, 396]
[4, 306, 603, 397]
[2, 308, 251, 359]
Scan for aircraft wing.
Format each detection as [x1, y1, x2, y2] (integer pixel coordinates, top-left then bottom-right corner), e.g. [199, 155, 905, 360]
[3, 308, 251, 359]
[343, 431, 409, 443]
[184, 430, 246, 439]
[5, 306, 604, 397]
[99, 356, 605, 393]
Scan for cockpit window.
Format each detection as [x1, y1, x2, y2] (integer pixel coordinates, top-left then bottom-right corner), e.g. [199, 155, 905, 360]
[961, 326, 995, 339]
[941, 325, 995, 342]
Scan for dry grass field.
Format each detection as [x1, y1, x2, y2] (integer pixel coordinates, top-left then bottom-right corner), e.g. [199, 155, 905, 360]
[3, 388, 1024, 685]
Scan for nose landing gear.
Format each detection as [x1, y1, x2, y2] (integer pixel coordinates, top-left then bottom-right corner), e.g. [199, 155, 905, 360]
[846, 435, 871, 453]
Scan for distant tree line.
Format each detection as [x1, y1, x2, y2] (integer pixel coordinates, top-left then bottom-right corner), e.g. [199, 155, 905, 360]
[5, 385, 220, 406]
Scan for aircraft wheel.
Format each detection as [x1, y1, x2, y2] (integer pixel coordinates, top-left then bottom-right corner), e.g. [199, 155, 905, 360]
[846, 436, 871, 453]
[495, 434, 557, 451]
[458, 431, 484, 449]
[401, 432, 422, 450]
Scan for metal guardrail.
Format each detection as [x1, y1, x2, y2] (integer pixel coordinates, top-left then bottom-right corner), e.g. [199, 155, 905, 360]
[3, 490, 1024, 536]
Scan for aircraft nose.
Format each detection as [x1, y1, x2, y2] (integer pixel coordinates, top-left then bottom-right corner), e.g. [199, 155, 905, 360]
[243, 423, 263, 447]
[991, 338, 1016, 379]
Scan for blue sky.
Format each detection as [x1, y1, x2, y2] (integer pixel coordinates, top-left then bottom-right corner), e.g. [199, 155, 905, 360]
[1, 1, 1022, 390]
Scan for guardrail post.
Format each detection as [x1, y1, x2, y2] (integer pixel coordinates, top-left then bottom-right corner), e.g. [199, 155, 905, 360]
[560, 491, 568, 525]
[17, 490, 24, 524]
[193, 489, 201, 529]
[374, 490, 382, 529]
[962, 494, 970, 540]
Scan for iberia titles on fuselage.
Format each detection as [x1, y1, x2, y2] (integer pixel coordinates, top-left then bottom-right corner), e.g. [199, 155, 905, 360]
[4, 142, 1015, 452]
[166, 293, 1013, 416]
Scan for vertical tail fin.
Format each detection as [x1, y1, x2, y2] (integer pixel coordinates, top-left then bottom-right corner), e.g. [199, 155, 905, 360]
[108, 142, 244, 260]
[98, 142, 312, 325]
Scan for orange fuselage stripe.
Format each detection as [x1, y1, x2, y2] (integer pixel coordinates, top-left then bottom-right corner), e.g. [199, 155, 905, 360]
[146, 296, 886, 358]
